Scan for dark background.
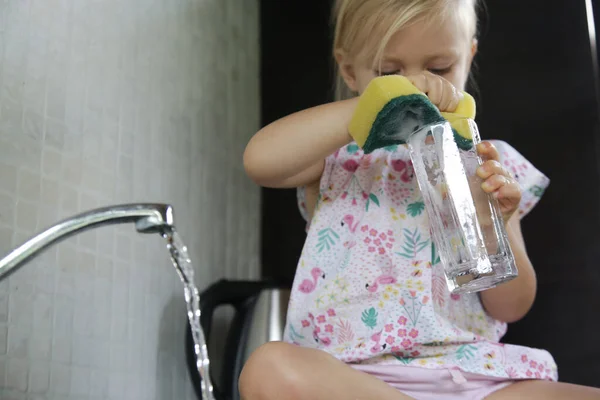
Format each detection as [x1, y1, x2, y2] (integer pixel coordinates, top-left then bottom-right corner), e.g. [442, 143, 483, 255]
[259, 0, 600, 387]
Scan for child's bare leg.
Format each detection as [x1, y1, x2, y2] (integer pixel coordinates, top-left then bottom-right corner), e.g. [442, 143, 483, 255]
[486, 380, 600, 399]
[239, 341, 413, 400]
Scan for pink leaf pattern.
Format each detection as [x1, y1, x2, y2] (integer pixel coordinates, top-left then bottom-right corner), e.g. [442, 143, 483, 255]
[432, 274, 446, 308]
[336, 319, 355, 344]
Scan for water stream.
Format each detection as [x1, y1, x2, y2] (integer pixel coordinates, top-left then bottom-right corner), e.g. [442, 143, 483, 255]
[164, 230, 215, 400]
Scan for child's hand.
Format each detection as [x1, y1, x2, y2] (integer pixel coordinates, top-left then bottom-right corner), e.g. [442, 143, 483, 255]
[476, 141, 521, 222]
[406, 71, 463, 112]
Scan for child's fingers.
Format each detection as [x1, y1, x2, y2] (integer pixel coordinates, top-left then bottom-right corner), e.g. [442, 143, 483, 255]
[481, 174, 510, 193]
[437, 81, 452, 111]
[494, 181, 521, 201]
[429, 73, 461, 112]
[477, 141, 500, 162]
[445, 85, 462, 112]
[406, 74, 441, 108]
[407, 74, 428, 94]
[437, 78, 459, 112]
[481, 174, 521, 200]
[406, 73, 461, 112]
[428, 76, 443, 107]
[476, 160, 509, 180]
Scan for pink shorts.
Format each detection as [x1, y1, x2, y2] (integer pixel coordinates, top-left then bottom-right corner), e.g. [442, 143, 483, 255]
[352, 364, 515, 400]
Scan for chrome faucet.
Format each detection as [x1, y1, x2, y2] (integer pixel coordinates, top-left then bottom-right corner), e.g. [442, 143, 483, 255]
[0, 203, 175, 280]
[0, 203, 216, 400]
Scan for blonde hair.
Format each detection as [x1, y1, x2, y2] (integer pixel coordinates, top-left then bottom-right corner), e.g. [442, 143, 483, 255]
[332, 0, 479, 100]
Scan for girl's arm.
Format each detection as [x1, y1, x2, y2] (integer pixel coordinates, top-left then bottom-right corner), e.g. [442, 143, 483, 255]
[244, 73, 461, 189]
[243, 98, 358, 188]
[475, 141, 538, 323]
[480, 215, 537, 323]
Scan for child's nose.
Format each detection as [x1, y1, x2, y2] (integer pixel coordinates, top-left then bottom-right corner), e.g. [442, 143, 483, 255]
[404, 67, 425, 76]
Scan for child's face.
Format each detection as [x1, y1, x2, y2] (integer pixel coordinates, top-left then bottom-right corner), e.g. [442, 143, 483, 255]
[339, 16, 477, 94]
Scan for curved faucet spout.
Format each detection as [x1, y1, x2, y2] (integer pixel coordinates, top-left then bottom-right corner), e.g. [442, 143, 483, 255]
[0, 203, 175, 281]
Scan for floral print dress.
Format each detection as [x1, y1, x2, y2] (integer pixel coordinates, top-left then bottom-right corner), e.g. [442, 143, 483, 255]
[283, 140, 558, 381]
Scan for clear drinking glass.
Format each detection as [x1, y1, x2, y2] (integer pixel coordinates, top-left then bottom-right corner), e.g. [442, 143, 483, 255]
[407, 120, 517, 294]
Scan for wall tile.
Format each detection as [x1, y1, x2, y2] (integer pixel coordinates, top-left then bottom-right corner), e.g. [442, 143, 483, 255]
[0, 1, 261, 398]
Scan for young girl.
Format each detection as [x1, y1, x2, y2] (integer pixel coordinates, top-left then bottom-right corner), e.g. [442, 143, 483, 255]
[240, 1, 600, 399]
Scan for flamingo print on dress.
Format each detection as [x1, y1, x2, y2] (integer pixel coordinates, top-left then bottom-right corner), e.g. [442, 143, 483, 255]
[370, 331, 387, 353]
[341, 214, 360, 233]
[365, 257, 397, 293]
[313, 329, 332, 346]
[298, 267, 326, 294]
[343, 240, 357, 249]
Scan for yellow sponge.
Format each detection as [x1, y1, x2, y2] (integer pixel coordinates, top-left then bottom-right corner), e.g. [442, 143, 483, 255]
[348, 76, 476, 153]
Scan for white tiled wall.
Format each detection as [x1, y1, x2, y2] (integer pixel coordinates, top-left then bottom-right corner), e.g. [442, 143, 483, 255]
[0, 0, 261, 399]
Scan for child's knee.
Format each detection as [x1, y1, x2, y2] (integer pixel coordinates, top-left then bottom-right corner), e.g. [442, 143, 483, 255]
[239, 341, 304, 400]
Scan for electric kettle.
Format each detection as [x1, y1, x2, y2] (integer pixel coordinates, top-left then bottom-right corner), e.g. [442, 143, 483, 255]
[185, 279, 291, 400]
